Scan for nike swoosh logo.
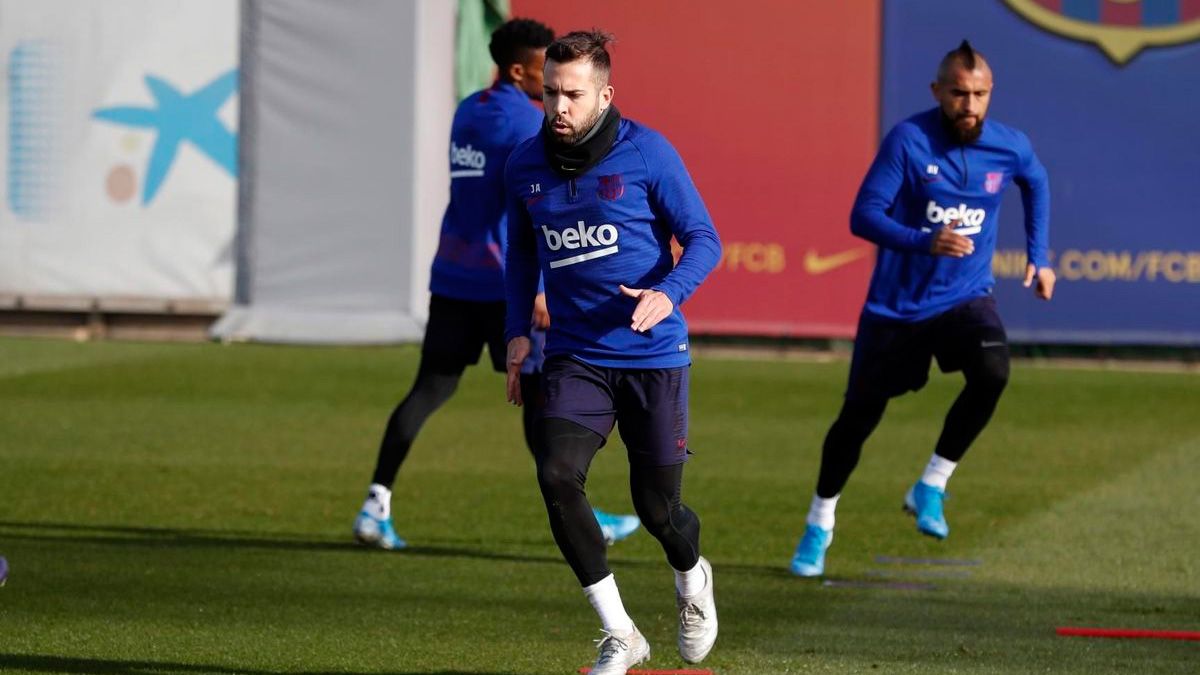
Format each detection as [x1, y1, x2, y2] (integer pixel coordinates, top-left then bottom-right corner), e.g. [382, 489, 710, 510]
[804, 247, 872, 274]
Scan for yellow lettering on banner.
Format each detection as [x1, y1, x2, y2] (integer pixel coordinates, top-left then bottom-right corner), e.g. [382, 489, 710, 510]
[991, 250, 1028, 279]
[1105, 252, 1133, 281]
[1049, 249, 1200, 283]
[1060, 250, 1084, 281]
[1084, 250, 1108, 281]
[998, 249, 1200, 283]
[1163, 253, 1186, 283]
[1142, 252, 1161, 282]
[719, 242, 786, 274]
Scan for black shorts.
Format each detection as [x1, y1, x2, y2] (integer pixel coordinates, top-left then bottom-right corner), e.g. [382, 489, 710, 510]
[421, 294, 506, 373]
[541, 356, 690, 467]
[846, 296, 1008, 401]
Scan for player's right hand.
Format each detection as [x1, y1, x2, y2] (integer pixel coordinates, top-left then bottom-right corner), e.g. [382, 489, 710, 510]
[532, 293, 551, 329]
[929, 222, 974, 257]
[505, 337, 531, 406]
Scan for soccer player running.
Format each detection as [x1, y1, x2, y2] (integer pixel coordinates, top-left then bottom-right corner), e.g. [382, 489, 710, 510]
[504, 31, 722, 674]
[790, 41, 1055, 577]
[353, 19, 638, 551]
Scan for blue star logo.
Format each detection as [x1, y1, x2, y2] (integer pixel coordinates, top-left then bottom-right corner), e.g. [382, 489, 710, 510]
[92, 69, 238, 205]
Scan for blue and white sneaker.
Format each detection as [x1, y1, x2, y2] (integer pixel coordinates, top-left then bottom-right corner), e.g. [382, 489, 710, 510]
[790, 524, 833, 577]
[353, 511, 407, 550]
[594, 509, 640, 545]
[904, 481, 949, 540]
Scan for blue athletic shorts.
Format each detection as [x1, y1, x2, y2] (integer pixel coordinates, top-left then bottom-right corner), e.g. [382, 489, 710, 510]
[540, 355, 690, 467]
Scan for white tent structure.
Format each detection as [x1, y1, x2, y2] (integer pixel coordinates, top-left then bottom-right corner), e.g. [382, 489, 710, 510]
[211, 0, 455, 344]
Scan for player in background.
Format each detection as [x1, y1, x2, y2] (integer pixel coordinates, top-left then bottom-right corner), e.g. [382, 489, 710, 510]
[505, 30, 722, 674]
[790, 40, 1055, 577]
[353, 19, 638, 551]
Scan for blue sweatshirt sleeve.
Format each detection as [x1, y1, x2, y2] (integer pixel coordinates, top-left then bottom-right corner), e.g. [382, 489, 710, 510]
[850, 125, 935, 253]
[1014, 133, 1051, 269]
[503, 152, 539, 343]
[635, 133, 722, 307]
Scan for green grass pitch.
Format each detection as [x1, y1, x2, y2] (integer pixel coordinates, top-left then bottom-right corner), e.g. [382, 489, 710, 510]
[0, 337, 1196, 673]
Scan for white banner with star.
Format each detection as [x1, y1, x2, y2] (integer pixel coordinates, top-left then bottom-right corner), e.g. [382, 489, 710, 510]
[0, 0, 237, 307]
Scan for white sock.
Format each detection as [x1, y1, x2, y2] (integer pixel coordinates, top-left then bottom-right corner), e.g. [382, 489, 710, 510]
[363, 483, 391, 519]
[673, 559, 707, 599]
[583, 573, 634, 633]
[920, 455, 958, 490]
[805, 493, 840, 531]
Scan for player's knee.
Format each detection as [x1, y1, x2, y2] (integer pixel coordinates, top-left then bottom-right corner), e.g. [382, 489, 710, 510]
[633, 491, 692, 541]
[970, 352, 1010, 397]
[634, 498, 672, 537]
[536, 456, 583, 499]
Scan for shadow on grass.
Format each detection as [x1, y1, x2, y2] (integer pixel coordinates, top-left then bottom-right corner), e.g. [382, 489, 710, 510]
[0, 519, 796, 578]
[0, 520, 571, 568]
[0, 653, 515, 675]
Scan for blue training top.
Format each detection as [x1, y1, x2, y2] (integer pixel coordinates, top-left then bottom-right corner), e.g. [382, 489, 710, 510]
[853, 108, 1050, 322]
[504, 118, 722, 369]
[429, 82, 543, 302]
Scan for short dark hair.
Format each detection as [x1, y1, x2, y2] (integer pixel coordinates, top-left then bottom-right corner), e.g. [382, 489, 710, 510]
[546, 29, 614, 83]
[489, 18, 555, 71]
[937, 39, 984, 82]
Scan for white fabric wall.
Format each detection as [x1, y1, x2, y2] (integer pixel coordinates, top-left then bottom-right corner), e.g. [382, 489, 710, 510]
[212, 0, 454, 343]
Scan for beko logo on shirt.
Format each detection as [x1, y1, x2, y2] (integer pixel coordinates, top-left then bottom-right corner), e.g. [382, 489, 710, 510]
[449, 142, 486, 177]
[541, 221, 620, 268]
[926, 200, 986, 234]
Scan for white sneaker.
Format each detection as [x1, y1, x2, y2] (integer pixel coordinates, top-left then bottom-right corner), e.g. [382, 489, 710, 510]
[676, 556, 717, 663]
[590, 625, 650, 675]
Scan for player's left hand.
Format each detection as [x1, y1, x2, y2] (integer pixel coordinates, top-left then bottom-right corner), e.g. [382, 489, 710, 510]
[1024, 263, 1056, 300]
[619, 285, 674, 332]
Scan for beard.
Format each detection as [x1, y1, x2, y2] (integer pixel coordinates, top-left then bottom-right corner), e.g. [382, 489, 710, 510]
[550, 103, 603, 146]
[940, 110, 985, 144]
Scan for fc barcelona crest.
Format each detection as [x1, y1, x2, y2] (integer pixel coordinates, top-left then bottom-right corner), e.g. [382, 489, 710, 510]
[985, 171, 1004, 194]
[598, 174, 625, 201]
[1005, 0, 1200, 64]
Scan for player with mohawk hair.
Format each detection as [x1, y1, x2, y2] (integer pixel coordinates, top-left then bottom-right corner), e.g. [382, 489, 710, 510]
[790, 40, 1056, 577]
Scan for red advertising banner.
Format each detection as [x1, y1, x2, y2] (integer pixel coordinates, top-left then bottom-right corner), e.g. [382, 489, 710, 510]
[512, 0, 880, 337]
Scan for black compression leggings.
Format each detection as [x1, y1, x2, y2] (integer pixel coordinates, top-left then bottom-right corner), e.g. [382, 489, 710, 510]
[371, 368, 543, 489]
[537, 417, 701, 586]
[370, 360, 463, 488]
[815, 348, 1009, 498]
[520, 373, 544, 458]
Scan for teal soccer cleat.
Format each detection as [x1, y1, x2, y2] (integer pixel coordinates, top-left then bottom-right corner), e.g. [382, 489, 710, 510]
[790, 524, 833, 577]
[593, 509, 640, 545]
[904, 481, 949, 540]
[353, 511, 408, 550]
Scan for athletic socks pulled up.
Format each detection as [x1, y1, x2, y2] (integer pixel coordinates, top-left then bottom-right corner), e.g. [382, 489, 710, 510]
[805, 493, 840, 531]
[584, 573, 635, 633]
[920, 454, 958, 490]
[673, 559, 707, 599]
[362, 483, 392, 519]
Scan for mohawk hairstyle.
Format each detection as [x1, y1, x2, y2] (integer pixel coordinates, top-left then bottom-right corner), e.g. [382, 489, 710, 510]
[546, 29, 615, 83]
[937, 39, 984, 82]
[489, 18, 555, 71]
[953, 39, 977, 69]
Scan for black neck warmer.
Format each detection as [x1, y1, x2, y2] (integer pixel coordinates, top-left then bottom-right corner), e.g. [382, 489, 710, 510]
[542, 105, 622, 177]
